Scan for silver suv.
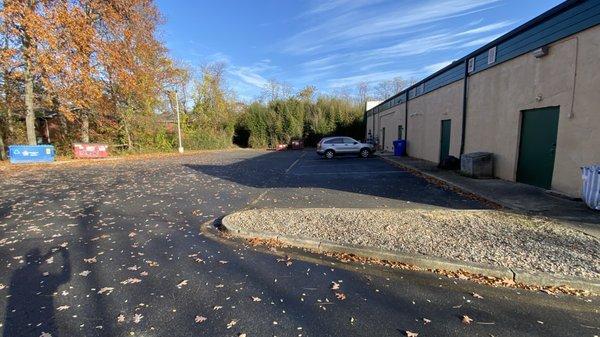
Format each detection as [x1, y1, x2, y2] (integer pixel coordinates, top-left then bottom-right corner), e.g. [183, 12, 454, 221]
[317, 137, 374, 159]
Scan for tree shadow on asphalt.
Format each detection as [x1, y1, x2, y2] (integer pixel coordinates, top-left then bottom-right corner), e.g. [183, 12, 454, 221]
[184, 150, 487, 210]
[3, 247, 70, 337]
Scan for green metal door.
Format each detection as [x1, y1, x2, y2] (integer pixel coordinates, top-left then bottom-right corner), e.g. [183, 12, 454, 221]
[439, 120, 451, 162]
[516, 107, 559, 189]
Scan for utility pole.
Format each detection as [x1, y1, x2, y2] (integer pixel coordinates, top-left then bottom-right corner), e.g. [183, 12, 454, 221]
[167, 89, 184, 154]
[175, 90, 184, 153]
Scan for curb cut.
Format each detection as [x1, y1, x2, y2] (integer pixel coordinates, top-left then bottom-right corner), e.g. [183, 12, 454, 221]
[221, 212, 600, 295]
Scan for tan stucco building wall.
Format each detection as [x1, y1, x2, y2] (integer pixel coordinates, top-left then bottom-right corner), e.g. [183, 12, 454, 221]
[465, 24, 600, 196]
[366, 24, 600, 197]
[406, 80, 464, 163]
[378, 103, 405, 152]
[366, 103, 405, 152]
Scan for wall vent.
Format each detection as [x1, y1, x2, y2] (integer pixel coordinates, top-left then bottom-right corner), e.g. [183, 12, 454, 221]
[467, 58, 475, 73]
[487, 47, 497, 65]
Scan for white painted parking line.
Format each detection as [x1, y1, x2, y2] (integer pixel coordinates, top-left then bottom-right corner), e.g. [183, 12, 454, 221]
[285, 152, 305, 174]
[298, 163, 378, 168]
[291, 170, 405, 176]
[301, 158, 379, 162]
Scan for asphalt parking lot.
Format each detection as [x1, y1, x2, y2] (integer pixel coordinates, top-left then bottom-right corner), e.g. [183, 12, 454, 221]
[187, 149, 486, 210]
[0, 149, 597, 337]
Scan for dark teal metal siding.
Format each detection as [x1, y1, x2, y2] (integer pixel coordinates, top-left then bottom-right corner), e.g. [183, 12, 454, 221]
[423, 63, 465, 94]
[472, 0, 600, 73]
[366, 0, 600, 117]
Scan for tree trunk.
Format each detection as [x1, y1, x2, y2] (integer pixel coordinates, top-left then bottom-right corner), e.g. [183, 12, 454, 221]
[81, 111, 90, 143]
[22, 0, 38, 145]
[0, 129, 6, 160]
[3, 23, 13, 139]
[123, 120, 133, 150]
[6, 105, 13, 137]
[24, 61, 36, 145]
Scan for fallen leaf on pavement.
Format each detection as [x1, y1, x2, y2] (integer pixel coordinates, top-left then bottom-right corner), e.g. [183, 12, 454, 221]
[98, 287, 114, 295]
[335, 292, 346, 300]
[251, 296, 262, 302]
[133, 313, 143, 324]
[57, 305, 70, 311]
[422, 318, 431, 324]
[146, 260, 159, 267]
[462, 315, 474, 324]
[405, 330, 418, 337]
[330, 281, 340, 290]
[117, 314, 125, 323]
[176, 280, 188, 288]
[195, 315, 207, 324]
[471, 293, 484, 299]
[120, 278, 142, 285]
[226, 319, 238, 329]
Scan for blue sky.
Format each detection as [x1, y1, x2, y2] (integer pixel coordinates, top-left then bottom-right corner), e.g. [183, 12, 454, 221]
[156, 0, 563, 101]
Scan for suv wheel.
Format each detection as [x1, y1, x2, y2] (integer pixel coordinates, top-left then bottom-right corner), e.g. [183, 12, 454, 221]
[359, 148, 370, 158]
[325, 149, 335, 159]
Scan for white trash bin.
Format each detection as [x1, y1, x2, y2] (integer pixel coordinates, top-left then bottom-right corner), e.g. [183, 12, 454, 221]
[581, 165, 600, 210]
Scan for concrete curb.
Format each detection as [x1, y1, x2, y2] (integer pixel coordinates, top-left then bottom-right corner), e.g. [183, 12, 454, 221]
[377, 155, 506, 209]
[221, 212, 600, 294]
[379, 155, 600, 239]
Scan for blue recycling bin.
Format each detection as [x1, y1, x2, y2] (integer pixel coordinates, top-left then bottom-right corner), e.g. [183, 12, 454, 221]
[393, 140, 406, 156]
[8, 145, 56, 164]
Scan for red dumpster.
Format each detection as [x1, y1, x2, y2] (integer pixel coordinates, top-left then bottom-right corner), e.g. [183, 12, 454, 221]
[72, 143, 109, 159]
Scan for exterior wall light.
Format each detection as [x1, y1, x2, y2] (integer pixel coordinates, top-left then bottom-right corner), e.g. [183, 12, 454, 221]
[532, 46, 549, 58]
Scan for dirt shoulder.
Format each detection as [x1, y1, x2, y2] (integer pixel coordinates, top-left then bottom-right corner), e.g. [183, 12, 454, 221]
[0, 147, 254, 174]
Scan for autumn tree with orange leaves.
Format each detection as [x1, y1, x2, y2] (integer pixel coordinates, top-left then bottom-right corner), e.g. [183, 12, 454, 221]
[0, 0, 186, 153]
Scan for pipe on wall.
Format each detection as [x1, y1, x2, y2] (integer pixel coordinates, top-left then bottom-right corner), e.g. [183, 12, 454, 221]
[404, 95, 408, 142]
[460, 59, 469, 156]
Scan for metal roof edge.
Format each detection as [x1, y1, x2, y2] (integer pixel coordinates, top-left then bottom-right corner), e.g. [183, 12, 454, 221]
[366, 0, 585, 115]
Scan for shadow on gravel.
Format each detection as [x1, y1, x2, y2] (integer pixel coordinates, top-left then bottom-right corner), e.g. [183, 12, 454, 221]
[3, 248, 71, 337]
[184, 150, 487, 210]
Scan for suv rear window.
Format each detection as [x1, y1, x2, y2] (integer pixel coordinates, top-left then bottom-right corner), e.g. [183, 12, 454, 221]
[343, 138, 357, 143]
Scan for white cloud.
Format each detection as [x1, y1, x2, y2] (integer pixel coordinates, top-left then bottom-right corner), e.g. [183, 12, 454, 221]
[422, 60, 454, 73]
[228, 59, 278, 89]
[326, 69, 419, 88]
[229, 67, 269, 88]
[284, 0, 501, 54]
[305, 0, 385, 15]
[456, 21, 514, 36]
[205, 52, 231, 63]
[462, 33, 504, 47]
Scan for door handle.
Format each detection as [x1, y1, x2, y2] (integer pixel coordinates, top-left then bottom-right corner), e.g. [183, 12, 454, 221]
[549, 143, 556, 153]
